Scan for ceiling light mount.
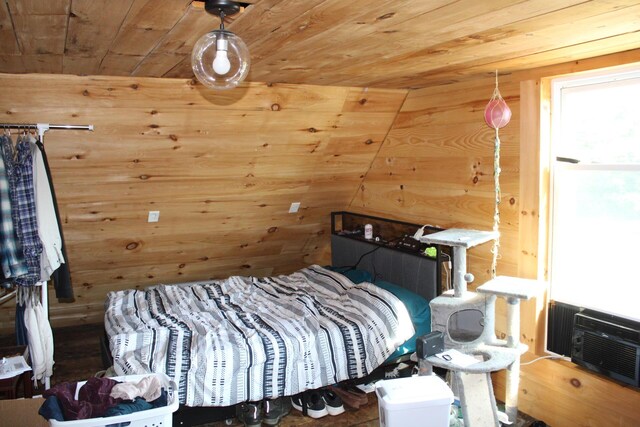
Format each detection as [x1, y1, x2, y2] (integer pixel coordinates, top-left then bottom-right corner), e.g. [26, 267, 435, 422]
[192, 0, 250, 90]
[204, 0, 241, 24]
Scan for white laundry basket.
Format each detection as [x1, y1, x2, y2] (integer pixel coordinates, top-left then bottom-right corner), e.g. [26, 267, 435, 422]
[48, 373, 178, 427]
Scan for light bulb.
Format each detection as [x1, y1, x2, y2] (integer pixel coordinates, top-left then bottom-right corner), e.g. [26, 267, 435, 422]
[212, 38, 231, 75]
[192, 29, 250, 90]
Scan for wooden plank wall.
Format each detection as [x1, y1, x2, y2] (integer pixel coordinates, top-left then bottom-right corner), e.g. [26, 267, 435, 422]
[350, 75, 521, 288]
[350, 51, 640, 426]
[0, 73, 407, 332]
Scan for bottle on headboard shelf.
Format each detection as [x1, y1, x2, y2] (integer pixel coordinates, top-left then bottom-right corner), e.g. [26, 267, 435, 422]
[364, 224, 373, 240]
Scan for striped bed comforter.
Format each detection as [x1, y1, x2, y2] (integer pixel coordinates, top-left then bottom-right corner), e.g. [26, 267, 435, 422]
[104, 265, 414, 407]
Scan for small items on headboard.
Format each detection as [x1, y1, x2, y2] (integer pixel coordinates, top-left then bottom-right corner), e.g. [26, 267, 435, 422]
[331, 211, 445, 257]
[330, 211, 453, 299]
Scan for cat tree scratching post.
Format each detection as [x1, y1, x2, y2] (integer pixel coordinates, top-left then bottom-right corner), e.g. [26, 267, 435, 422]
[477, 277, 545, 423]
[420, 228, 545, 426]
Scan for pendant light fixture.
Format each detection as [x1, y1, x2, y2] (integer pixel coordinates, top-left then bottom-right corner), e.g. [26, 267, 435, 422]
[192, 0, 250, 90]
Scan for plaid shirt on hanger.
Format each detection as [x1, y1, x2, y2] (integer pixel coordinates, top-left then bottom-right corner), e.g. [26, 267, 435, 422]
[1, 135, 42, 286]
[0, 134, 27, 279]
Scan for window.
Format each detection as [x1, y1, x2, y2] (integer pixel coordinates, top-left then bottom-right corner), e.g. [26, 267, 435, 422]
[549, 65, 640, 322]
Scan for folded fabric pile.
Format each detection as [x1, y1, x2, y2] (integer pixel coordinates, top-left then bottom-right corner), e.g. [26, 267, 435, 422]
[39, 376, 167, 422]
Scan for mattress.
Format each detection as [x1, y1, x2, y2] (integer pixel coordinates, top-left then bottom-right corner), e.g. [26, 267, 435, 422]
[104, 265, 414, 407]
[327, 267, 431, 361]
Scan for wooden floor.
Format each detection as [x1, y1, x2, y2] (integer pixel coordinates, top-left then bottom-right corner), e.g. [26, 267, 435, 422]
[0, 323, 539, 427]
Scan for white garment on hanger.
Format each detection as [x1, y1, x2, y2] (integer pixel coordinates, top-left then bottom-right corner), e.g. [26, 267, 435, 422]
[24, 299, 45, 383]
[30, 140, 64, 281]
[23, 284, 55, 384]
[34, 294, 54, 378]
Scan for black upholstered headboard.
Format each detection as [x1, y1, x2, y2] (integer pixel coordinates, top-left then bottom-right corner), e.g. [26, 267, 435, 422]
[330, 234, 440, 302]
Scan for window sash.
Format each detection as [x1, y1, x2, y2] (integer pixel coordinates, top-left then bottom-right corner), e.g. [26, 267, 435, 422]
[548, 66, 640, 322]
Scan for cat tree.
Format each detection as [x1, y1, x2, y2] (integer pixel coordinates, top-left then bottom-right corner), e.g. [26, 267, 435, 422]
[419, 228, 545, 426]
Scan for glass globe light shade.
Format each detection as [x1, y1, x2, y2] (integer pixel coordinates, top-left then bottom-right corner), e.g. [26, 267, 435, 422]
[192, 29, 250, 90]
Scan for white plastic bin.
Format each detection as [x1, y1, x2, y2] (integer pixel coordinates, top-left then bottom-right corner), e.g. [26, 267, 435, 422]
[48, 373, 178, 427]
[375, 375, 453, 427]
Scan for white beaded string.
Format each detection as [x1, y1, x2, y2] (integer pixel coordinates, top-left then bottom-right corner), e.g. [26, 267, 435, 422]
[491, 126, 501, 279]
[490, 70, 502, 279]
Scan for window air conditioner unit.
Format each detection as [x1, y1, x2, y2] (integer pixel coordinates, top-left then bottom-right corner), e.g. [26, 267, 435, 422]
[571, 310, 640, 387]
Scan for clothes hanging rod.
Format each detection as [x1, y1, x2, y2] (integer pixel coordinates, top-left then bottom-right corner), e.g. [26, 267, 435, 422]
[0, 289, 16, 306]
[0, 123, 94, 131]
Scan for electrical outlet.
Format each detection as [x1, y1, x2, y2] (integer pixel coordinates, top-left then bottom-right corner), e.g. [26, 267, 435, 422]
[148, 211, 160, 222]
[289, 202, 300, 213]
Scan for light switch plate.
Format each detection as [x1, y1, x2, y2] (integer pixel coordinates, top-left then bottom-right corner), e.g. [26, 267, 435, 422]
[148, 211, 160, 222]
[289, 202, 300, 213]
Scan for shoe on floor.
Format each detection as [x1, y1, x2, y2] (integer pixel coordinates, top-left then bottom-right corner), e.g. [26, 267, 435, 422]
[321, 388, 345, 416]
[291, 390, 329, 419]
[263, 397, 292, 426]
[328, 385, 367, 409]
[236, 401, 263, 427]
[344, 385, 368, 406]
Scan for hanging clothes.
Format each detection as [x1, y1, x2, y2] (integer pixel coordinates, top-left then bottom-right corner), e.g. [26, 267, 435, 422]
[23, 295, 45, 381]
[35, 140, 74, 300]
[34, 291, 54, 379]
[15, 299, 28, 345]
[2, 133, 43, 287]
[31, 137, 64, 281]
[0, 122, 91, 392]
[0, 134, 27, 279]
[20, 286, 54, 385]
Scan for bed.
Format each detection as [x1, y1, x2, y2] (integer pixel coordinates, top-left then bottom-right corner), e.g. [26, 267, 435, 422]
[104, 218, 441, 408]
[105, 265, 416, 406]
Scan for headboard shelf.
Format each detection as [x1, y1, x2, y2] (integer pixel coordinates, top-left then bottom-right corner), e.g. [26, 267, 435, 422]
[331, 211, 445, 254]
[330, 211, 452, 301]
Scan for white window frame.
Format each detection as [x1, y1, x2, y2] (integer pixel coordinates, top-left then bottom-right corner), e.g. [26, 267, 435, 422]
[548, 64, 640, 321]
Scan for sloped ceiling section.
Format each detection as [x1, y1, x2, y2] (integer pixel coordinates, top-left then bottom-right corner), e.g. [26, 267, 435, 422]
[0, 0, 639, 89]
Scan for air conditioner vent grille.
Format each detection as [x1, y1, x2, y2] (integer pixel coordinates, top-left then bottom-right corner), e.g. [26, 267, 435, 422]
[583, 332, 638, 379]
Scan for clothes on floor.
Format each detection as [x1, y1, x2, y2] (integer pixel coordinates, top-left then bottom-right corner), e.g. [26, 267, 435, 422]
[104, 390, 168, 417]
[110, 375, 162, 401]
[39, 376, 167, 422]
[39, 395, 65, 422]
[41, 377, 121, 421]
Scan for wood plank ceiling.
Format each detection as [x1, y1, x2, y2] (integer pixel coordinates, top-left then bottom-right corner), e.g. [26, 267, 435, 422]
[0, 0, 639, 89]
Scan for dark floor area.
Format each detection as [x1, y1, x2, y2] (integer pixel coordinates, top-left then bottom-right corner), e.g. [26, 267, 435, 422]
[0, 322, 105, 397]
[0, 323, 543, 426]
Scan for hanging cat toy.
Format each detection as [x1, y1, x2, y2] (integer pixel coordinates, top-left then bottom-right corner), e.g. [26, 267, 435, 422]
[484, 71, 512, 278]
